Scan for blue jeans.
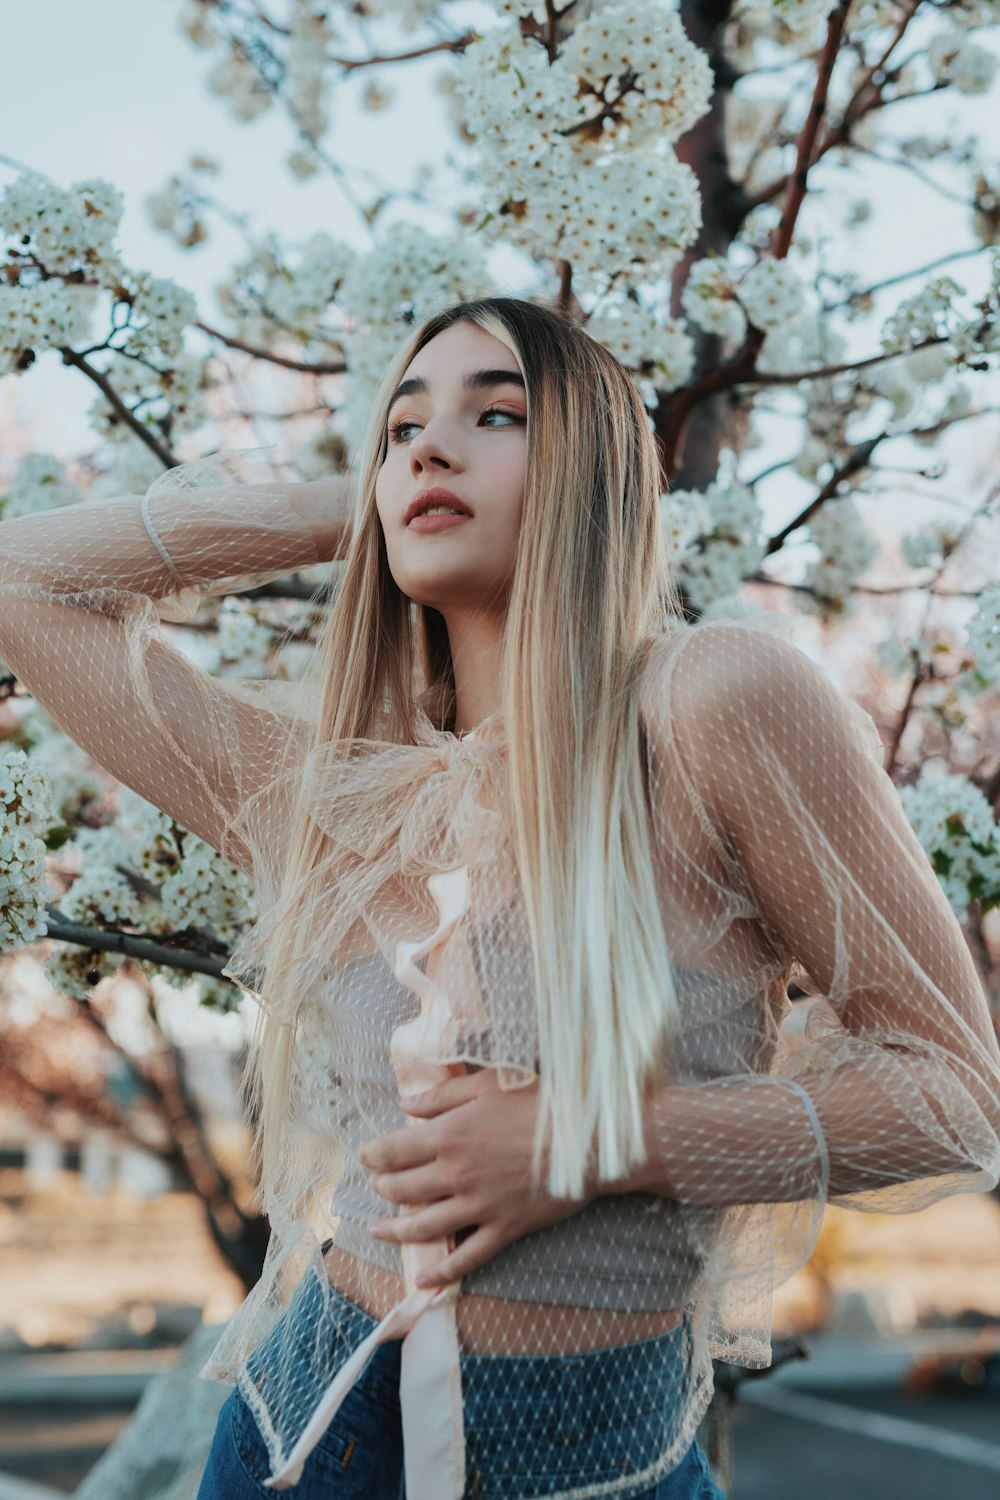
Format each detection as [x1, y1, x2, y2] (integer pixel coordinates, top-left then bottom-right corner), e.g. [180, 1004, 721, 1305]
[197, 1284, 726, 1499]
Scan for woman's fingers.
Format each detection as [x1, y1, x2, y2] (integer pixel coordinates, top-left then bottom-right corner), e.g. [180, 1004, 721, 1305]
[370, 1197, 479, 1246]
[401, 1071, 490, 1117]
[358, 1122, 437, 1173]
[369, 1164, 448, 1205]
[414, 1226, 505, 1287]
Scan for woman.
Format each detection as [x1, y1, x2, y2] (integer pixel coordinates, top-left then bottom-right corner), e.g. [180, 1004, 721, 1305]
[0, 298, 997, 1500]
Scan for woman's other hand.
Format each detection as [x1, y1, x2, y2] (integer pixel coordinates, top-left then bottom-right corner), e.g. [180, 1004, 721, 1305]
[357, 1070, 592, 1287]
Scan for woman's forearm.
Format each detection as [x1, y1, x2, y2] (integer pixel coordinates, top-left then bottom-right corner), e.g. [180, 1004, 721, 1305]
[608, 1051, 997, 1206]
[0, 475, 352, 605]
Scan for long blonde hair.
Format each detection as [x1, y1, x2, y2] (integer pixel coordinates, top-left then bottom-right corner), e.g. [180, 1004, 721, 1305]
[246, 298, 686, 1207]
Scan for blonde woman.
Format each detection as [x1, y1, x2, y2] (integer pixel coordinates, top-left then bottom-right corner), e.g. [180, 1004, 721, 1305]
[1, 298, 997, 1500]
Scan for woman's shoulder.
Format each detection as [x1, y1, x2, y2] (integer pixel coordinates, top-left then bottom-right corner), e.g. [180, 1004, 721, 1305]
[637, 610, 801, 738]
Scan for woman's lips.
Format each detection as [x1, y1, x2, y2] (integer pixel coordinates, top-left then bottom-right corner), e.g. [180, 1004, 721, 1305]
[406, 513, 473, 532]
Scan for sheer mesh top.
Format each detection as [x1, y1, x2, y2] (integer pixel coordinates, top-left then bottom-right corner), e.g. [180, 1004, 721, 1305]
[1, 456, 997, 1498]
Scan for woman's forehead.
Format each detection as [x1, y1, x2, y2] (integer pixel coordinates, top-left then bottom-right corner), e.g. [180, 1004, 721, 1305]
[403, 322, 515, 382]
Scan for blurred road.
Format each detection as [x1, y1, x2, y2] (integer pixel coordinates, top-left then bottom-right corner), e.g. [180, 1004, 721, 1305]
[733, 1385, 1000, 1500]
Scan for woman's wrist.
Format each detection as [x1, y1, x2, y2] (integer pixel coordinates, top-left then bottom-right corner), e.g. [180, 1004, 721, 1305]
[279, 475, 353, 562]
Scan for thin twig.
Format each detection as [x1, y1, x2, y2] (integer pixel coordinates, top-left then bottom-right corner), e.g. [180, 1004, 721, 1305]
[197, 320, 346, 375]
[771, 2, 850, 260]
[744, 333, 952, 389]
[330, 33, 474, 70]
[823, 245, 988, 310]
[59, 349, 177, 469]
[765, 435, 885, 553]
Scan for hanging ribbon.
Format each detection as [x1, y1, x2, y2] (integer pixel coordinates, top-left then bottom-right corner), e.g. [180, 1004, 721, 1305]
[264, 861, 477, 1495]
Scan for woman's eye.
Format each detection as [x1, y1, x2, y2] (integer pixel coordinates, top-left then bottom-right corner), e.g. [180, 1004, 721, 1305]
[388, 418, 421, 443]
[481, 407, 520, 427]
[387, 407, 523, 444]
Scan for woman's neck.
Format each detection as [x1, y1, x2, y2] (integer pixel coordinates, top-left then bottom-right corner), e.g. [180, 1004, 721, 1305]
[443, 604, 506, 737]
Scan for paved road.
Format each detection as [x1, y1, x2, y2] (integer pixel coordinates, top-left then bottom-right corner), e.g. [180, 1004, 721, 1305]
[732, 1384, 1000, 1500]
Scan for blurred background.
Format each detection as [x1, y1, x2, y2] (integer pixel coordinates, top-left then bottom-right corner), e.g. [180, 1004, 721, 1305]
[1, 2, 999, 1497]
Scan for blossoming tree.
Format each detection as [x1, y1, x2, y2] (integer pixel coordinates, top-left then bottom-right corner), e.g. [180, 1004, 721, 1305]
[1, 0, 999, 1282]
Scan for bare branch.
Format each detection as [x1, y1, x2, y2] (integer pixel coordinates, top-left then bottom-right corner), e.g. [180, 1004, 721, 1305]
[197, 319, 347, 374]
[59, 349, 177, 469]
[331, 33, 474, 71]
[851, 145, 975, 208]
[743, 0, 938, 220]
[884, 652, 928, 776]
[744, 333, 953, 389]
[823, 245, 989, 311]
[771, 1, 850, 260]
[765, 433, 886, 554]
[44, 905, 230, 982]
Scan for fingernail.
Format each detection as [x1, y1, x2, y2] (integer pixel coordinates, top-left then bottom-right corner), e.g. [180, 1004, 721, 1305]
[401, 1095, 420, 1110]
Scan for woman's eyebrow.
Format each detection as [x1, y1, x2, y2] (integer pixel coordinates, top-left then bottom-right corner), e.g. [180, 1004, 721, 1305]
[387, 368, 525, 413]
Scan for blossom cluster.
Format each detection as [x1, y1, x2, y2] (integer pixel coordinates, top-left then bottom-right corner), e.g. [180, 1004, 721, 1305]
[670, 480, 767, 616]
[744, 0, 835, 42]
[798, 497, 879, 619]
[738, 258, 807, 332]
[21, 711, 105, 825]
[213, 597, 277, 678]
[0, 175, 123, 280]
[119, 273, 198, 362]
[338, 227, 494, 443]
[880, 277, 964, 355]
[899, 521, 959, 572]
[0, 750, 53, 955]
[1, 174, 201, 450]
[218, 232, 354, 351]
[681, 258, 747, 344]
[866, 343, 955, 422]
[0, 454, 81, 520]
[46, 787, 255, 999]
[927, 28, 998, 96]
[455, 16, 707, 293]
[0, 280, 95, 376]
[286, 1, 334, 141]
[586, 300, 694, 401]
[87, 349, 206, 451]
[559, 4, 714, 148]
[899, 770, 1000, 917]
[962, 585, 1000, 689]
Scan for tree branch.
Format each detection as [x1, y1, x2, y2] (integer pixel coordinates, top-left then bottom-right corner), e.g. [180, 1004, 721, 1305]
[742, 1, 934, 220]
[884, 652, 928, 777]
[771, 1, 850, 260]
[743, 333, 953, 389]
[330, 33, 475, 71]
[196, 320, 346, 374]
[44, 906, 230, 982]
[823, 245, 989, 311]
[764, 433, 885, 554]
[59, 349, 177, 469]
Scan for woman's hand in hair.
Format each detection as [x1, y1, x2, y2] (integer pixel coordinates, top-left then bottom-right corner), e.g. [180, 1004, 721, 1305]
[358, 1070, 593, 1288]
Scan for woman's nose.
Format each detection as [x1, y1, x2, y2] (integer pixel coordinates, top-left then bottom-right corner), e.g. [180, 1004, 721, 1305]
[409, 421, 461, 475]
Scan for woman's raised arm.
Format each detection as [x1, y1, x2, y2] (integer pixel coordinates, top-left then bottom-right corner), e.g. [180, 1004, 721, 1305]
[0, 468, 351, 867]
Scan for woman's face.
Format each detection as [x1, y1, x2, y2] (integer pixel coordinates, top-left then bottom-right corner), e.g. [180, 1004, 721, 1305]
[375, 322, 527, 613]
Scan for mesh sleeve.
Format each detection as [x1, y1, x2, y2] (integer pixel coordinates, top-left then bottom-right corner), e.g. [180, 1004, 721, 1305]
[0, 453, 344, 870]
[643, 619, 1000, 1216]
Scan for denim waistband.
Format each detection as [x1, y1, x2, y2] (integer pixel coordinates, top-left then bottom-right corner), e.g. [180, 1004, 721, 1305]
[281, 1275, 692, 1429]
